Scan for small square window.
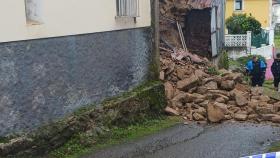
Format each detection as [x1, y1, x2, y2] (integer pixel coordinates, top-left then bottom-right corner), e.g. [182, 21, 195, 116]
[116, 0, 139, 17]
[235, 0, 243, 11]
[25, 0, 43, 25]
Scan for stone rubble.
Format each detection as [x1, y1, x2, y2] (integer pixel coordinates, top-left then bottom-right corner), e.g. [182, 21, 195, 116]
[161, 54, 280, 124]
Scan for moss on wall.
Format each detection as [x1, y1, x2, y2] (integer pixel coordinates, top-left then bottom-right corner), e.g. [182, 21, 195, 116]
[0, 81, 166, 158]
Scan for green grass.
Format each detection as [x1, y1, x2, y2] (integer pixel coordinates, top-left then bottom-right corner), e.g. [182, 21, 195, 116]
[49, 116, 182, 158]
[263, 80, 274, 90]
[268, 141, 280, 152]
[275, 34, 280, 49]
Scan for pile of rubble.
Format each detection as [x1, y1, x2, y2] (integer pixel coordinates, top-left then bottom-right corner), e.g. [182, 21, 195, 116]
[161, 54, 280, 124]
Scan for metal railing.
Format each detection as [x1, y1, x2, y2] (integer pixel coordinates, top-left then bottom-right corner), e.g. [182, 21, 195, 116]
[116, 0, 139, 17]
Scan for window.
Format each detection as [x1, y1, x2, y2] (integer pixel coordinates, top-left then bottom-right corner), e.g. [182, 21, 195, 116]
[116, 0, 139, 18]
[235, 0, 243, 11]
[25, 0, 43, 25]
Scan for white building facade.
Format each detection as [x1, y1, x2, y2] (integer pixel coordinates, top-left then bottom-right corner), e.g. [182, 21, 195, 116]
[0, 0, 158, 137]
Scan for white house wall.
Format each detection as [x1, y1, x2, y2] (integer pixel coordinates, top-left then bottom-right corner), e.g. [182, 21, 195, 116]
[0, 0, 151, 43]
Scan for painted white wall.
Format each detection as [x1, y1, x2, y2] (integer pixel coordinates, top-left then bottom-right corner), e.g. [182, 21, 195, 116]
[0, 0, 151, 43]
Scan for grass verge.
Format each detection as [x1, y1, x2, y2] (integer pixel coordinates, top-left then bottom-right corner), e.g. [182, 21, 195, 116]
[263, 80, 274, 90]
[49, 116, 182, 158]
[268, 141, 280, 152]
[275, 34, 280, 49]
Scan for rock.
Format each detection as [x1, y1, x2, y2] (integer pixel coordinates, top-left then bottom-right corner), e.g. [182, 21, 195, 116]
[214, 102, 228, 114]
[235, 83, 250, 92]
[225, 115, 232, 120]
[248, 100, 259, 109]
[256, 106, 274, 114]
[192, 93, 206, 100]
[202, 78, 215, 85]
[251, 87, 264, 96]
[194, 98, 205, 104]
[234, 113, 248, 121]
[220, 80, 235, 91]
[251, 96, 260, 100]
[248, 114, 258, 120]
[165, 107, 180, 116]
[199, 100, 209, 107]
[176, 67, 187, 80]
[197, 86, 208, 94]
[258, 102, 268, 107]
[216, 97, 226, 103]
[208, 90, 230, 97]
[228, 106, 241, 113]
[274, 102, 280, 112]
[177, 75, 199, 91]
[165, 62, 175, 75]
[207, 103, 225, 123]
[246, 107, 255, 115]
[193, 113, 205, 121]
[164, 82, 175, 100]
[272, 116, 280, 123]
[259, 95, 270, 102]
[224, 73, 243, 83]
[234, 90, 248, 107]
[195, 69, 209, 78]
[205, 81, 218, 90]
[170, 92, 187, 108]
[219, 69, 231, 76]
[228, 100, 237, 106]
[160, 71, 165, 80]
[262, 114, 278, 121]
[194, 107, 207, 116]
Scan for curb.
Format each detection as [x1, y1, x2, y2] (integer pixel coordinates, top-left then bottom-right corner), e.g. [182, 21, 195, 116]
[241, 152, 280, 158]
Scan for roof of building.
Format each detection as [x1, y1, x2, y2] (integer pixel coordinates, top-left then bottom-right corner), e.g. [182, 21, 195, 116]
[187, 0, 221, 9]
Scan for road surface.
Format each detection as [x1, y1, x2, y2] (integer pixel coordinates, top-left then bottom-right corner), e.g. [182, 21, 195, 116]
[84, 122, 280, 158]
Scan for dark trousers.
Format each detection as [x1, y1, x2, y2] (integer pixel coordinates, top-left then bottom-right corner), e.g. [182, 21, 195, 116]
[251, 75, 264, 87]
[274, 77, 280, 88]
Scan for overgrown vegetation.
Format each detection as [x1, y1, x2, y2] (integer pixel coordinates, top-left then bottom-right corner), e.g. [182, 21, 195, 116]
[49, 117, 182, 158]
[226, 14, 262, 35]
[207, 66, 220, 75]
[218, 51, 229, 70]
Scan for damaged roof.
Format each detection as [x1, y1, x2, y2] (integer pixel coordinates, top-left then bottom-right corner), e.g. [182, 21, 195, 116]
[187, 0, 222, 9]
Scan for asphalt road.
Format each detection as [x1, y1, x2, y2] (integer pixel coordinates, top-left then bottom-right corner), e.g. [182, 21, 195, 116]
[84, 122, 280, 158]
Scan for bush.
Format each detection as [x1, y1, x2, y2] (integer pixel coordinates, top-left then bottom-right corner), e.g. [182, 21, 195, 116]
[226, 14, 262, 35]
[218, 51, 229, 70]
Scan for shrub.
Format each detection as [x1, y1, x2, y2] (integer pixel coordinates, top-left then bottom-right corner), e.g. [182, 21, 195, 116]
[226, 14, 262, 35]
[218, 51, 229, 70]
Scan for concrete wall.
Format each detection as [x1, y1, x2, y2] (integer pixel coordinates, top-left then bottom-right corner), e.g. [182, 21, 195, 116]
[0, 27, 154, 136]
[226, 0, 271, 28]
[0, 0, 151, 43]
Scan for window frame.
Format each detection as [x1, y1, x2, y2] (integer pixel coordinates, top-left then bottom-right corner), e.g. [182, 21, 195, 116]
[234, 0, 244, 11]
[116, 0, 140, 18]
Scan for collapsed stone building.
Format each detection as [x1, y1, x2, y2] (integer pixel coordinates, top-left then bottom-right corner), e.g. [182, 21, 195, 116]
[160, 0, 225, 58]
[160, 0, 280, 124]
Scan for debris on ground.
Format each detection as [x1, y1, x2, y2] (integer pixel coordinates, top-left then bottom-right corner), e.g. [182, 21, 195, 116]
[161, 53, 280, 124]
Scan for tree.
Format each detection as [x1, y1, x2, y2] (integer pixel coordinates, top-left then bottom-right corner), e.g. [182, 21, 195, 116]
[226, 14, 262, 35]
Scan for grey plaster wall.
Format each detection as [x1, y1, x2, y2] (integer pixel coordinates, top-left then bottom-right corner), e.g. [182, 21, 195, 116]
[0, 28, 153, 136]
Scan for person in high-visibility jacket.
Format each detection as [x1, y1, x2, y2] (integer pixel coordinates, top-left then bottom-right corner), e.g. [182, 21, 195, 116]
[246, 55, 267, 87]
